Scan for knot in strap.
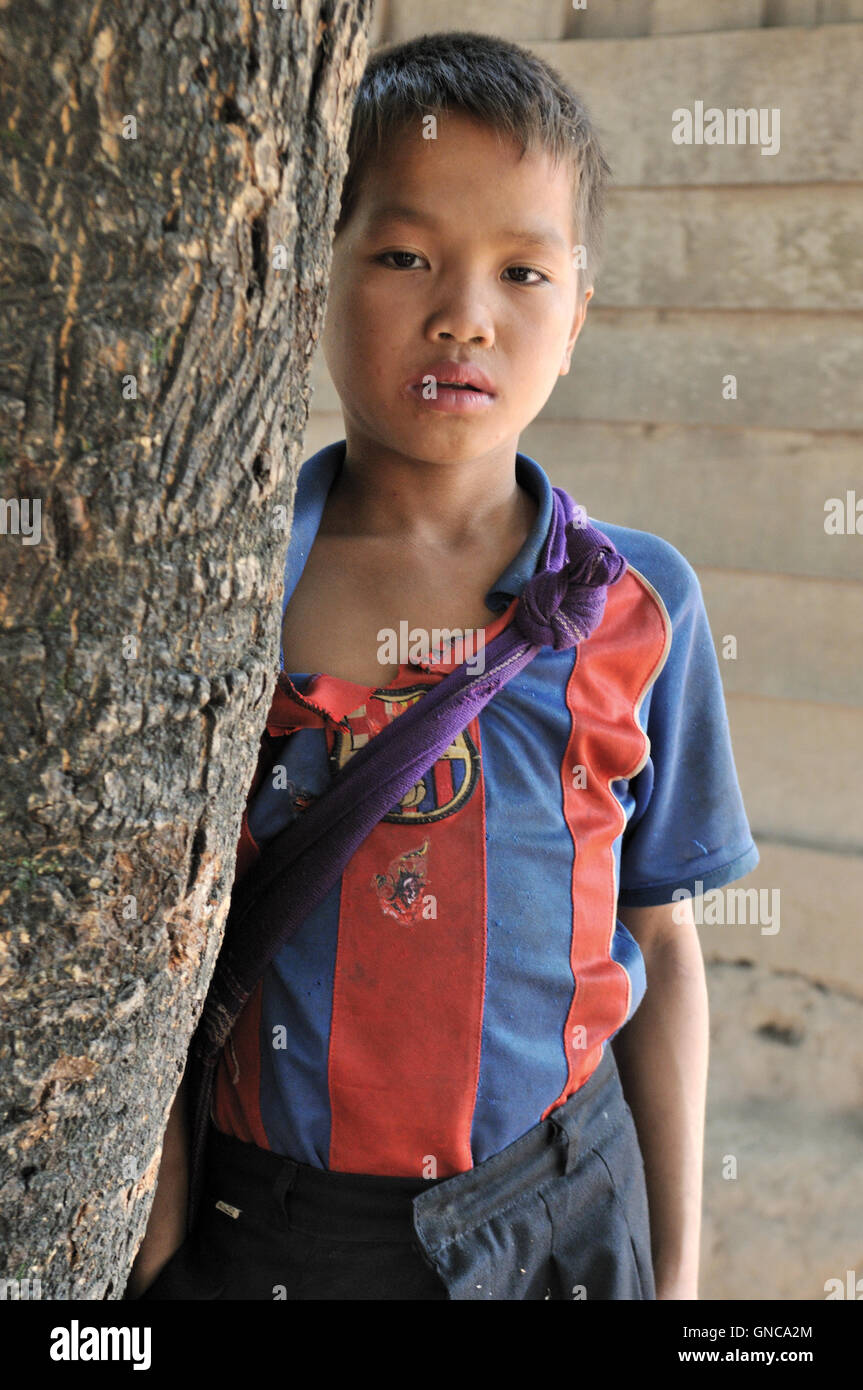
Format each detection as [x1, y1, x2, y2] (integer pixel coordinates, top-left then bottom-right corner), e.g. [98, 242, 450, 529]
[514, 518, 626, 650]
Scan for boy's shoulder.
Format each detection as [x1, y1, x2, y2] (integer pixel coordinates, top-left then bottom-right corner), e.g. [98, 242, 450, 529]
[587, 515, 703, 626]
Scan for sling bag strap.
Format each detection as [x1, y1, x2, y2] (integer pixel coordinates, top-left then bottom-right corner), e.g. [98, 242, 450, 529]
[184, 486, 627, 1227]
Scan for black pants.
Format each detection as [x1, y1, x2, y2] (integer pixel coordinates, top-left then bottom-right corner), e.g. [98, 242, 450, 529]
[138, 1045, 654, 1301]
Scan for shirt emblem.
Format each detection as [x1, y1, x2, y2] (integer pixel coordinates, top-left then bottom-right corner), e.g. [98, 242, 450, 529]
[328, 684, 480, 824]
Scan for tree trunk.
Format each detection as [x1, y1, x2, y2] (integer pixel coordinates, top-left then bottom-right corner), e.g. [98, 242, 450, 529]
[0, 0, 370, 1299]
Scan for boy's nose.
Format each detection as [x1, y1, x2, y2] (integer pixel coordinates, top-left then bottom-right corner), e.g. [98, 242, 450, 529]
[425, 285, 495, 347]
[429, 315, 494, 348]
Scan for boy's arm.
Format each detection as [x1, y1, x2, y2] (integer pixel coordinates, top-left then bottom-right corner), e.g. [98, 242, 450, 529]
[612, 896, 709, 1301]
[124, 1073, 190, 1299]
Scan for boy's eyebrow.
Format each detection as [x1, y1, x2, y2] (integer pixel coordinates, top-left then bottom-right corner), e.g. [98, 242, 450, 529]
[364, 203, 569, 253]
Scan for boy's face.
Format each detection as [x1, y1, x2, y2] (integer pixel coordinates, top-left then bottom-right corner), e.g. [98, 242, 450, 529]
[321, 111, 591, 470]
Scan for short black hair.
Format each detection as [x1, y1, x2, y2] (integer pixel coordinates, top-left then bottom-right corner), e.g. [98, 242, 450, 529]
[333, 30, 612, 294]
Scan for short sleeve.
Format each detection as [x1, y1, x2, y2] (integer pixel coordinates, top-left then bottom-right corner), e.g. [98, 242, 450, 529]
[616, 546, 759, 907]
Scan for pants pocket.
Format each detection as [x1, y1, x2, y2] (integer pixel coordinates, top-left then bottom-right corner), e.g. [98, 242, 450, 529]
[596, 1101, 656, 1299]
[416, 1189, 556, 1301]
[540, 1112, 656, 1301]
[198, 1197, 321, 1301]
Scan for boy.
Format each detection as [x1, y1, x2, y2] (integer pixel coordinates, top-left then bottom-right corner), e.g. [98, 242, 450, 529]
[127, 31, 758, 1302]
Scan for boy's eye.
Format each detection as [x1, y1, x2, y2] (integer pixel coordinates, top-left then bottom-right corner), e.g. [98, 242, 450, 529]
[375, 252, 549, 285]
[376, 251, 426, 269]
[503, 266, 549, 285]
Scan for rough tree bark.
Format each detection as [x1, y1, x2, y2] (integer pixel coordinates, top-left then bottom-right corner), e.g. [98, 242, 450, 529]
[0, 0, 370, 1298]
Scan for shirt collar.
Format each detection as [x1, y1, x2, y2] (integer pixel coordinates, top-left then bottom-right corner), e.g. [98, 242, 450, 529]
[280, 439, 554, 667]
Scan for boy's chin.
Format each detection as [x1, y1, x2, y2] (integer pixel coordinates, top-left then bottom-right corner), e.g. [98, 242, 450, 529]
[361, 427, 516, 467]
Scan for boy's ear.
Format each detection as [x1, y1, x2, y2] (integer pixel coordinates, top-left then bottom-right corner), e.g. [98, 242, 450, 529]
[560, 286, 593, 375]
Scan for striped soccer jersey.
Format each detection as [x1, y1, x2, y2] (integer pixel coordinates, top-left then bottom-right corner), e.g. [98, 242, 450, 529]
[211, 440, 759, 1177]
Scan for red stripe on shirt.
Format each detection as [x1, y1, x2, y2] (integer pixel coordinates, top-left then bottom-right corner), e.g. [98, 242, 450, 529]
[544, 567, 669, 1114]
[326, 698, 487, 1177]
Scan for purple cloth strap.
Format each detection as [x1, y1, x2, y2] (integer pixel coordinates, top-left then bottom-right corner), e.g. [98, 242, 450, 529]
[184, 486, 626, 1227]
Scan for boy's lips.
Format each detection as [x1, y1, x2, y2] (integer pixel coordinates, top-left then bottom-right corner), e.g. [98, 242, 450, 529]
[403, 359, 498, 414]
[404, 360, 497, 395]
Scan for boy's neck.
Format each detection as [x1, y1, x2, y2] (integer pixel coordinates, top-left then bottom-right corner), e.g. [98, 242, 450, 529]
[320, 433, 537, 549]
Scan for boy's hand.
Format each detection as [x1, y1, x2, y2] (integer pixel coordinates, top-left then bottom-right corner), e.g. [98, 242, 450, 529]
[124, 1075, 190, 1299]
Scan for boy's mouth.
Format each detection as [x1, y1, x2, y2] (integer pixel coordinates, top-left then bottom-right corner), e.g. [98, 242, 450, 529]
[406, 359, 497, 397]
[403, 360, 498, 414]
